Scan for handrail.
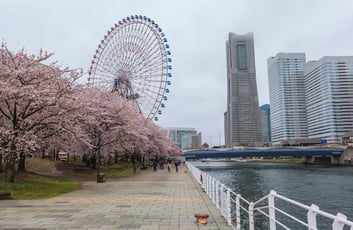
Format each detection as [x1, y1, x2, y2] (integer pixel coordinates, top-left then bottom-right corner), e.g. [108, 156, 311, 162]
[186, 162, 353, 230]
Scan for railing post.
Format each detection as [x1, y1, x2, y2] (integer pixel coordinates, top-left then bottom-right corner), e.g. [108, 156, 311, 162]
[216, 181, 219, 209]
[208, 176, 211, 198]
[226, 188, 232, 226]
[249, 202, 255, 230]
[332, 213, 346, 230]
[199, 171, 204, 188]
[209, 176, 212, 198]
[236, 194, 241, 230]
[209, 176, 212, 195]
[206, 175, 210, 194]
[220, 184, 226, 219]
[212, 178, 216, 203]
[210, 177, 214, 200]
[209, 176, 213, 198]
[268, 190, 277, 230]
[307, 204, 319, 230]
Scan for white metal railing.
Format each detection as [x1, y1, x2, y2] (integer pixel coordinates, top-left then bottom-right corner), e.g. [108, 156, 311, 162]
[186, 162, 353, 230]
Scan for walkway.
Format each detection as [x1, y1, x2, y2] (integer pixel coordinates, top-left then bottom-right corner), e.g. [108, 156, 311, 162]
[0, 164, 233, 230]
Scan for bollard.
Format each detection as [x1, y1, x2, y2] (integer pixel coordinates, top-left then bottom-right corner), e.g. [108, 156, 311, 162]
[195, 213, 209, 224]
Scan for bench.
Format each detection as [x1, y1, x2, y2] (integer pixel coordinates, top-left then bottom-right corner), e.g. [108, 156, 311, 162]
[0, 192, 11, 200]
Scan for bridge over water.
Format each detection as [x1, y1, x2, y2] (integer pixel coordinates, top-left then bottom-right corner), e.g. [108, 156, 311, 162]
[184, 147, 347, 164]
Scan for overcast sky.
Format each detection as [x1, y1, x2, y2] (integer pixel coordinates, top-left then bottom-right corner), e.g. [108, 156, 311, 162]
[1, 0, 353, 146]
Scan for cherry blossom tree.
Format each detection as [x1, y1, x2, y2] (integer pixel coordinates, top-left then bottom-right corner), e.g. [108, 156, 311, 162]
[142, 120, 180, 159]
[0, 44, 180, 182]
[72, 85, 179, 171]
[67, 86, 139, 168]
[0, 44, 80, 182]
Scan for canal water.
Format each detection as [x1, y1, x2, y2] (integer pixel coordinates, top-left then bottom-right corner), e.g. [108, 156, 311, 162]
[194, 161, 353, 229]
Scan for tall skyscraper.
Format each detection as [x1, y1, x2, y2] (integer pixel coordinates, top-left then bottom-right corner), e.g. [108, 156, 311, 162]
[304, 56, 353, 143]
[267, 53, 308, 145]
[225, 32, 261, 147]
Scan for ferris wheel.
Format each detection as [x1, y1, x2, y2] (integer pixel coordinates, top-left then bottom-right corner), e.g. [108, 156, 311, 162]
[88, 15, 172, 121]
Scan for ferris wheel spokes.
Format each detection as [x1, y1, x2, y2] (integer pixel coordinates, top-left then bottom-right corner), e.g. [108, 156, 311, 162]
[88, 15, 172, 121]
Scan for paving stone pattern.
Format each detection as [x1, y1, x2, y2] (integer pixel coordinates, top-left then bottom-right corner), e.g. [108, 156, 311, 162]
[0, 165, 233, 230]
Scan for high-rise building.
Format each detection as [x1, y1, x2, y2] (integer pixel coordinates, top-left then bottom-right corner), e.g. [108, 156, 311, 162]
[225, 32, 261, 147]
[267, 53, 308, 145]
[304, 56, 353, 143]
[260, 104, 271, 144]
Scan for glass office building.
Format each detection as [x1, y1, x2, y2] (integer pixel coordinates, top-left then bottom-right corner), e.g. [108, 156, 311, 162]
[304, 56, 353, 143]
[162, 127, 202, 150]
[268, 53, 308, 145]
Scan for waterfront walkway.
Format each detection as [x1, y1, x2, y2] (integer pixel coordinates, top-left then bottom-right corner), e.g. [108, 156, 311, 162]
[0, 164, 233, 230]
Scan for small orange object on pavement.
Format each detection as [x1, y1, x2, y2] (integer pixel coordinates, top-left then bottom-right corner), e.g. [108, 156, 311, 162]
[194, 213, 209, 224]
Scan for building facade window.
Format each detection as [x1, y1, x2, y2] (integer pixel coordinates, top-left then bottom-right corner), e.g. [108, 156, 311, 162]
[236, 44, 247, 70]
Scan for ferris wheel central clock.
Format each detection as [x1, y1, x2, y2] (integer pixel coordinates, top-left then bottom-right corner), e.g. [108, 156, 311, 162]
[88, 15, 172, 121]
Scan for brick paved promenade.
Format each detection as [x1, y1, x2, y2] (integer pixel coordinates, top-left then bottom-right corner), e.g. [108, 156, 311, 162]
[0, 164, 233, 230]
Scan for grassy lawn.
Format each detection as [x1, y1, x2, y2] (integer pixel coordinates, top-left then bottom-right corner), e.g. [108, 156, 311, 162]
[54, 161, 140, 178]
[0, 158, 140, 199]
[0, 172, 81, 199]
[101, 162, 140, 177]
[26, 157, 56, 173]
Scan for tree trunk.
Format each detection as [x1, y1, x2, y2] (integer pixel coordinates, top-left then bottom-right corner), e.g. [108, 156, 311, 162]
[125, 152, 129, 163]
[4, 153, 16, 183]
[4, 160, 15, 182]
[132, 154, 136, 174]
[91, 155, 96, 170]
[0, 153, 3, 173]
[17, 151, 26, 171]
[114, 151, 118, 164]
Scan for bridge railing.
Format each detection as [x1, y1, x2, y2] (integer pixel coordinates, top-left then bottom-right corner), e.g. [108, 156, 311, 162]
[186, 161, 353, 230]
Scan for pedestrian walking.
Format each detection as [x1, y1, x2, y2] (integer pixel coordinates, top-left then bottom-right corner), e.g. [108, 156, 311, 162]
[174, 160, 179, 172]
[167, 161, 171, 172]
[152, 160, 158, 172]
[159, 160, 165, 170]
